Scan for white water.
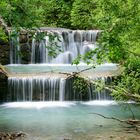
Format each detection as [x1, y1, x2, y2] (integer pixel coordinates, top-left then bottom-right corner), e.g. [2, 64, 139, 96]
[8, 29, 117, 102]
[31, 30, 99, 64]
[82, 100, 117, 106]
[1, 101, 76, 109]
[10, 35, 21, 64]
[10, 29, 99, 64]
[1, 101, 118, 109]
[7, 76, 113, 101]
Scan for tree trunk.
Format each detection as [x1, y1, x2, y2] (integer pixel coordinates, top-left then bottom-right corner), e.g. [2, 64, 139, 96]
[0, 15, 11, 34]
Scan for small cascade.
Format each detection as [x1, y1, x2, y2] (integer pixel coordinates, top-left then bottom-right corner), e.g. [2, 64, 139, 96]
[88, 77, 112, 100]
[8, 76, 64, 101]
[10, 29, 99, 64]
[7, 76, 112, 101]
[10, 35, 21, 64]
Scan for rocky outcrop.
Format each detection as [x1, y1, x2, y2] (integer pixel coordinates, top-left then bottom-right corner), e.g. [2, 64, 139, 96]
[0, 40, 10, 65]
[0, 73, 8, 102]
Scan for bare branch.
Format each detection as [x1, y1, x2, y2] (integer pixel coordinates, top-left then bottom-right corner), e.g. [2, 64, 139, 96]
[90, 112, 140, 128]
[90, 112, 125, 123]
[66, 66, 94, 79]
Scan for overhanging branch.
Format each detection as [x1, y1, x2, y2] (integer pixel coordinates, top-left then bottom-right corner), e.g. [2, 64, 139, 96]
[90, 112, 140, 127]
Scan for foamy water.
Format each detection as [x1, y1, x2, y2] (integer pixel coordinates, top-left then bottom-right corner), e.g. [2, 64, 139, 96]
[1, 101, 76, 109]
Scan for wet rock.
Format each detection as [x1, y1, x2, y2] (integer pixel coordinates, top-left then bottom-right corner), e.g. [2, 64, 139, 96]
[73, 128, 85, 133]
[58, 134, 72, 140]
[74, 31, 82, 42]
[0, 43, 10, 65]
[110, 135, 115, 138]
[58, 137, 72, 140]
[0, 131, 26, 140]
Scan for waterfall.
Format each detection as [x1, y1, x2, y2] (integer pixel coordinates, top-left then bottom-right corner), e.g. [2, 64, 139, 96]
[7, 76, 112, 101]
[31, 30, 99, 64]
[7, 28, 116, 102]
[10, 35, 21, 64]
[10, 29, 99, 64]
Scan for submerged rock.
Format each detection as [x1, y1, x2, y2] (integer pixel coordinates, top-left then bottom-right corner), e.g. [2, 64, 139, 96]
[73, 128, 85, 133]
[0, 131, 26, 140]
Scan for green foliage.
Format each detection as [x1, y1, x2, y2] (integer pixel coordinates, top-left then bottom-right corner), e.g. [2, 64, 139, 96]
[71, 0, 96, 29]
[92, 0, 140, 101]
[73, 76, 89, 95]
[71, 0, 140, 101]
[42, 0, 73, 28]
[0, 27, 8, 42]
[0, 0, 44, 28]
[112, 57, 140, 101]
[93, 0, 140, 63]
[45, 32, 63, 58]
[72, 55, 82, 65]
[0, 0, 75, 29]
[33, 31, 63, 58]
[70, 0, 140, 64]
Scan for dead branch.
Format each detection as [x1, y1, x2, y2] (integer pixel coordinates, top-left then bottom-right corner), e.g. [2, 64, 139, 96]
[66, 66, 94, 79]
[90, 112, 125, 123]
[57, 65, 140, 102]
[90, 112, 140, 128]
[83, 75, 140, 102]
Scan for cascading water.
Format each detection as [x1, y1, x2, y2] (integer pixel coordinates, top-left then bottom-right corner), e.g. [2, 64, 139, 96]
[7, 28, 116, 102]
[10, 34, 21, 64]
[31, 29, 98, 64]
[7, 76, 112, 101]
[8, 76, 66, 101]
[1, 28, 138, 140]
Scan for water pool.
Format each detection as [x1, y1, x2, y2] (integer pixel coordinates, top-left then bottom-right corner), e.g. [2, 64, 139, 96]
[0, 101, 140, 140]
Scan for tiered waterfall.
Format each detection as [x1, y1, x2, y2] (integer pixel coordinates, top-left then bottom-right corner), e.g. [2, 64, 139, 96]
[7, 29, 114, 101]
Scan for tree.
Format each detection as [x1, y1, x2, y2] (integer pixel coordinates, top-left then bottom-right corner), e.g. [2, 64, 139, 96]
[0, 0, 44, 28]
[71, 0, 96, 29]
[83, 0, 140, 101]
[42, 0, 73, 28]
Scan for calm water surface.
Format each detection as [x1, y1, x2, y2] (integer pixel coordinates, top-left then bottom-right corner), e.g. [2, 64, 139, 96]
[0, 101, 140, 140]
